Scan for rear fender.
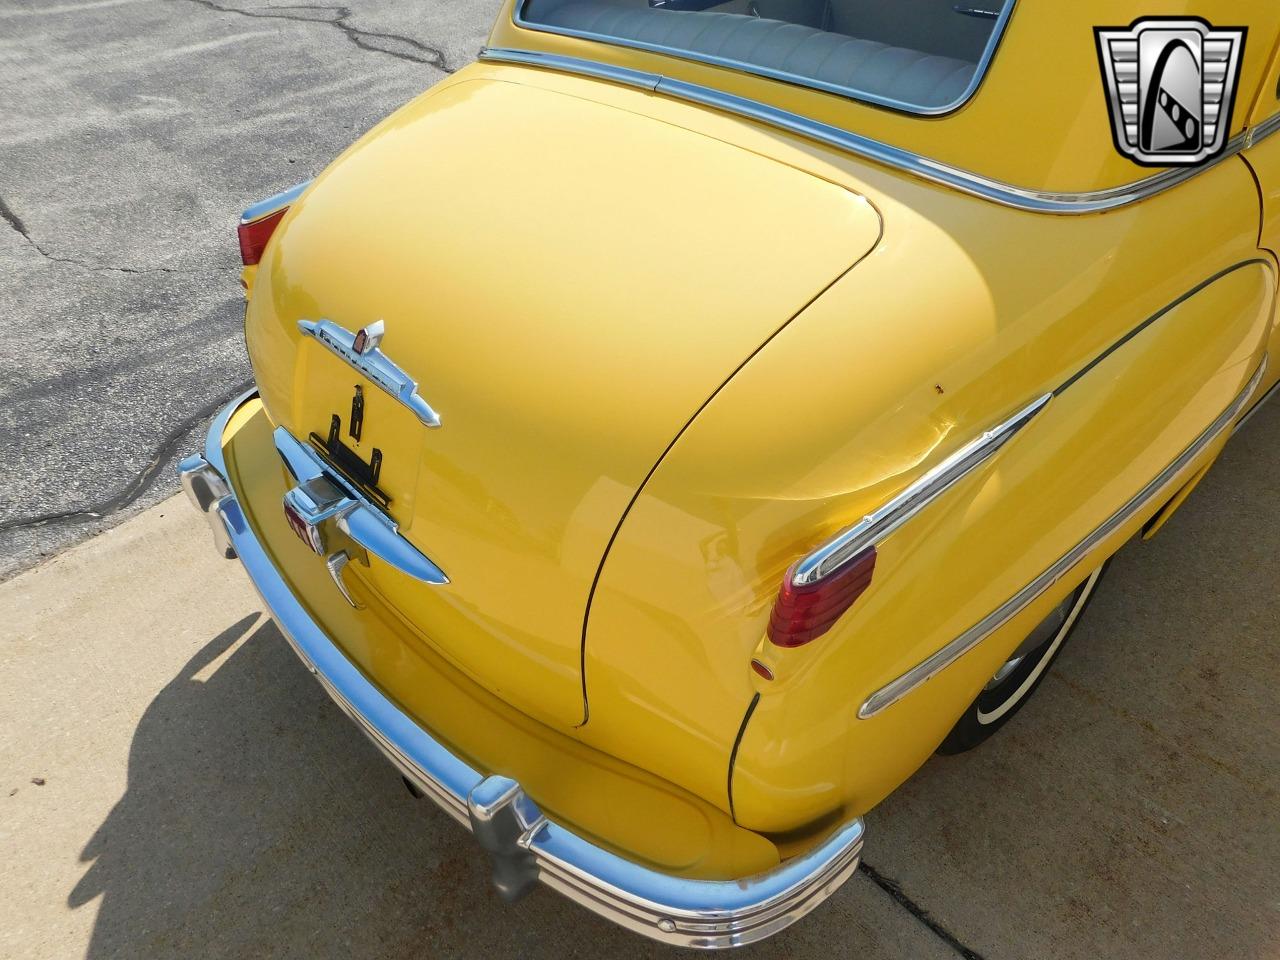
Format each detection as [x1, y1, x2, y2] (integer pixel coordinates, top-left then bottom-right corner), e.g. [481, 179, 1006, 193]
[733, 259, 1274, 831]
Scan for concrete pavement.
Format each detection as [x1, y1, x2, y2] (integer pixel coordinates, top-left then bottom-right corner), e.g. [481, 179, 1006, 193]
[2, 401, 1277, 959]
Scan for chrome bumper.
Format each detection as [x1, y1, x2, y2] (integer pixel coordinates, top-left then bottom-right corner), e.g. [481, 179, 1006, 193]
[178, 390, 865, 949]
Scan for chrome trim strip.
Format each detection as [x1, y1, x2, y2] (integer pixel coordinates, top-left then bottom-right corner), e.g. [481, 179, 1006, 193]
[859, 359, 1268, 719]
[181, 394, 867, 948]
[298, 318, 442, 428]
[274, 426, 450, 585]
[793, 394, 1051, 586]
[240, 180, 311, 225]
[1247, 110, 1280, 148]
[478, 47, 1251, 214]
[1232, 375, 1279, 435]
[1054, 261, 1271, 396]
[510, 0, 1015, 118]
[482, 47, 662, 89]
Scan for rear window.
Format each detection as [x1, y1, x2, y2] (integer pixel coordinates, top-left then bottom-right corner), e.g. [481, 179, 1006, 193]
[517, 0, 1014, 113]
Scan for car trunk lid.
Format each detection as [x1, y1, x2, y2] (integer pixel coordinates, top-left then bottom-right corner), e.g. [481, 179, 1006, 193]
[245, 75, 881, 727]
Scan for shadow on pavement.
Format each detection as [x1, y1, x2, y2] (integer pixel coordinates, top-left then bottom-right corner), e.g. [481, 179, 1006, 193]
[66, 405, 1279, 960]
[68, 615, 516, 959]
[65, 616, 913, 960]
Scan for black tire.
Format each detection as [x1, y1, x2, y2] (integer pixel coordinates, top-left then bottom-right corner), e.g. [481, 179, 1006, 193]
[937, 564, 1108, 755]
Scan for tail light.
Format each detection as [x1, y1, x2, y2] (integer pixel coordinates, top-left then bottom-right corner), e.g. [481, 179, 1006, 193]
[237, 181, 311, 266]
[763, 394, 1055, 648]
[767, 547, 876, 648]
[238, 208, 288, 266]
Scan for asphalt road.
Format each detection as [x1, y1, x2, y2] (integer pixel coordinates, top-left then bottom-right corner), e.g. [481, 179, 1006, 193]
[0, 0, 496, 580]
[2, 2, 1280, 959]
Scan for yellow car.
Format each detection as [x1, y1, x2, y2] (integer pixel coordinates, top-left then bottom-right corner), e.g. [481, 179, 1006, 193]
[180, 0, 1280, 947]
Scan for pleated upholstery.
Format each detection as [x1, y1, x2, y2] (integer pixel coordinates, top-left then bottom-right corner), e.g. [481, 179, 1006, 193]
[527, 2, 978, 108]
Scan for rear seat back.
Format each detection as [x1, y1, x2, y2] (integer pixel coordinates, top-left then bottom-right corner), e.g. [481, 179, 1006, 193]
[823, 0, 998, 63]
[523, 0, 993, 109]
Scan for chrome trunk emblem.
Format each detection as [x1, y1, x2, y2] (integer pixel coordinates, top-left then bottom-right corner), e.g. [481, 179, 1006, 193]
[1096, 18, 1246, 167]
[298, 318, 441, 428]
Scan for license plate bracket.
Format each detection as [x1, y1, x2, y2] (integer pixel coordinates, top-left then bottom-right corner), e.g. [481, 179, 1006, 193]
[309, 412, 391, 510]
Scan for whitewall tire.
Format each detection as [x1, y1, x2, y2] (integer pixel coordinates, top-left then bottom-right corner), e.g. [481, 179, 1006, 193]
[938, 565, 1107, 755]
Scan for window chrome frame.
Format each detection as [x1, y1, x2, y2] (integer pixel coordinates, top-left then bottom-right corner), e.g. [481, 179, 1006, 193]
[1246, 108, 1280, 148]
[479, 47, 1277, 214]
[511, 0, 1017, 117]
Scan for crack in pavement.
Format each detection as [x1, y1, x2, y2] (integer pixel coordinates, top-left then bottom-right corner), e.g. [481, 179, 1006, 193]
[1, 1, 456, 565]
[178, 0, 454, 71]
[0, 192, 29, 239]
[1, 2, 455, 271]
[2, 0, 455, 273]
[860, 862, 988, 960]
[0, 192, 232, 276]
[3, 4, 452, 272]
[2, 3, 452, 541]
[0, 380, 253, 537]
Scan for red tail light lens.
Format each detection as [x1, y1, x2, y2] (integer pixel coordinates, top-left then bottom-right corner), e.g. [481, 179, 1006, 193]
[236, 182, 309, 266]
[767, 547, 876, 648]
[237, 207, 287, 266]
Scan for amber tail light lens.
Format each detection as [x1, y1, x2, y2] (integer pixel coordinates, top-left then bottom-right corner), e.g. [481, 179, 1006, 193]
[237, 207, 287, 266]
[767, 547, 877, 648]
